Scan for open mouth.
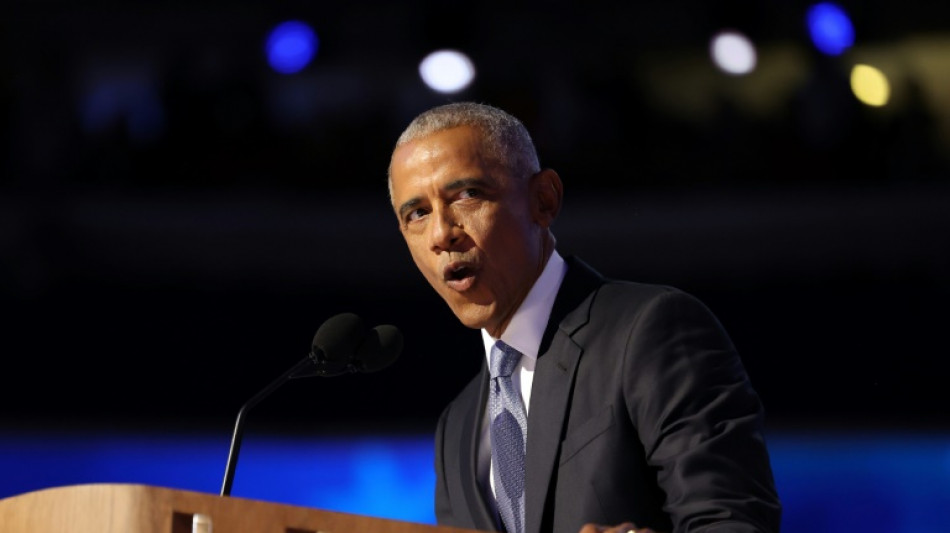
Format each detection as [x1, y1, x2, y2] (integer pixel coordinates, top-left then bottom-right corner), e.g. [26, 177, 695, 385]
[444, 262, 476, 290]
[447, 265, 472, 280]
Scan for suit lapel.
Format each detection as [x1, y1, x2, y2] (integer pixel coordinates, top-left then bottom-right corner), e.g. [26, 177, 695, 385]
[524, 334, 582, 533]
[523, 257, 604, 533]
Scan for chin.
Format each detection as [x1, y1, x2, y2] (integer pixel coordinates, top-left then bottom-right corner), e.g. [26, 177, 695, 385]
[454, 313, 489, 331]
[448, 303, 494, 331]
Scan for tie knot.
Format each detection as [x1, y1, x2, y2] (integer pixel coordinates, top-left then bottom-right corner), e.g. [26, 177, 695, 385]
[490, 341, 522, 379]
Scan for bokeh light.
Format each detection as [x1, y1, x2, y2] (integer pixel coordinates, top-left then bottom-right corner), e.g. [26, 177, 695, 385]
[806, 2, 855, 56]
[266, 20, 319, 74]
[710, 31, 757, 75]
[850, 64, 890, 107]
[418, 50, 475, 94]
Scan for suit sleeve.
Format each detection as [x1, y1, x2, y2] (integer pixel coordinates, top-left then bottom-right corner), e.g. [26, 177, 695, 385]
[624, 290, 781, 532]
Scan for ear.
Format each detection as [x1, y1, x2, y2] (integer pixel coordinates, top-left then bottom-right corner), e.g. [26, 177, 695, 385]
[529, 168, 563, 229]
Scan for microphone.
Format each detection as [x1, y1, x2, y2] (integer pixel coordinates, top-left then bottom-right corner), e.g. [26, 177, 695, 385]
[219, 312, 403, 496]
[295, 313, 403, 377]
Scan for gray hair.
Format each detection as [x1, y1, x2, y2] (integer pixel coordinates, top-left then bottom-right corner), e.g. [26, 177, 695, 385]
[388, 102, 541, 199]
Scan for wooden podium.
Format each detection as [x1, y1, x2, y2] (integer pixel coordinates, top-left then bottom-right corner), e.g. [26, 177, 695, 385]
[0, 483, 486, 533]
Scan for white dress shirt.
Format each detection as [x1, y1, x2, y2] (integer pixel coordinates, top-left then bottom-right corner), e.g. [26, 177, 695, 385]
[477, 250, 568, 512]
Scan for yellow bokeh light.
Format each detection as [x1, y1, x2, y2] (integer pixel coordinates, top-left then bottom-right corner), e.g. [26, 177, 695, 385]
[850, 64, 890, 107]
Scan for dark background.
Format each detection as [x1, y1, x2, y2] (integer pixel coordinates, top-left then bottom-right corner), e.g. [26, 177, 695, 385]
[2, 0, 948, 439]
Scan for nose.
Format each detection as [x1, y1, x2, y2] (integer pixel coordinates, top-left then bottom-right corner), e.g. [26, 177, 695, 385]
[428, 207, 463, 253]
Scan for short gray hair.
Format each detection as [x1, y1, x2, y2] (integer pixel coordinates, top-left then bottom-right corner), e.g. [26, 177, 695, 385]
[388, 102, 541, 198]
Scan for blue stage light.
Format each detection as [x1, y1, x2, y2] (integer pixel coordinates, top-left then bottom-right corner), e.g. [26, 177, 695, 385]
[266, 21, 319, 74]
[3, 428, 950, 531]
[806, 3, 855, 56]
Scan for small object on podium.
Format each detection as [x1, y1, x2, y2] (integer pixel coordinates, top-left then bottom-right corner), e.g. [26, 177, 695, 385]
[192, 513, 212, 533]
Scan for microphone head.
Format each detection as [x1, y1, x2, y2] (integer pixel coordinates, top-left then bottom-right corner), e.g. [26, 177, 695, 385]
[304, 313, 401, 376]
[355, 324, 403, 373]
[311, 312, 368, 364]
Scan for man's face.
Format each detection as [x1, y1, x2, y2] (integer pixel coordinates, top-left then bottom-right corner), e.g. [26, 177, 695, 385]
[389, 126, 545, 337]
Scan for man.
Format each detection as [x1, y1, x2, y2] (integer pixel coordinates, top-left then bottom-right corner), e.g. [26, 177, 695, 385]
[388, 102, 781, 533]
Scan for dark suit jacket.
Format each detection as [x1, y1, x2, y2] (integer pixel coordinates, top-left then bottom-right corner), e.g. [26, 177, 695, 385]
[433, 257, 781, 533]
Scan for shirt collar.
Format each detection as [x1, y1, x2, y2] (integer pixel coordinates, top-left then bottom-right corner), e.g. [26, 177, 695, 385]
[481, 250, 567, 362]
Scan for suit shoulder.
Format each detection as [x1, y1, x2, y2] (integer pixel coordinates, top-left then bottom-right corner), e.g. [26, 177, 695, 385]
[600, 278, 682, 297]
[595, 278, 708, 313]
[578, 278, 731, 345]
[558, 257, 725, 338]
[567, 256, 697, 304]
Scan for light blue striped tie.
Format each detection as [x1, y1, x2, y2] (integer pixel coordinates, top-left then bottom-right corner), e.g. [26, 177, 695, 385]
[489, 340, 527, 533]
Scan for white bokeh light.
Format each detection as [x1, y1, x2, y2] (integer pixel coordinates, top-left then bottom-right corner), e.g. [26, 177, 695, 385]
[710, 31, 757, 75]
[419, 49, 475, 93]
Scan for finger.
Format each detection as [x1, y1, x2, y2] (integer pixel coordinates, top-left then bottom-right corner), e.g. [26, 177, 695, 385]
[614, 522, 637, 533]
[578, 522, 638, 533]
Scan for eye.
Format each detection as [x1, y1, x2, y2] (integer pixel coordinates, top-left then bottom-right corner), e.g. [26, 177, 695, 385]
[459, 188, 481, 200]
[406, 207, 429, 223]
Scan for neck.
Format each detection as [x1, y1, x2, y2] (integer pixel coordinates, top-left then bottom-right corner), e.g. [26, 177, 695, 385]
[487, 235, 556, 338]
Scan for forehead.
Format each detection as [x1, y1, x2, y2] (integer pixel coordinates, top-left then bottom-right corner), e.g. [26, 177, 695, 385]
[392, 126, 486, 171]
[391, 126, 496, 192]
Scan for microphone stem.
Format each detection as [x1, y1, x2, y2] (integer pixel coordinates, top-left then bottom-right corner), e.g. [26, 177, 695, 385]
[220, 356, 314, 496]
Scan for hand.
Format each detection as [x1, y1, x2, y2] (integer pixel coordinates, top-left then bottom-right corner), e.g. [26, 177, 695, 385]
[578, 522, 660, 533]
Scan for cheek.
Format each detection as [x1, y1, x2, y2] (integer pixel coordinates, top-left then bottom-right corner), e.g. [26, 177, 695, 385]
[482, 215, 538, 261]
[409, 246, 432, 272]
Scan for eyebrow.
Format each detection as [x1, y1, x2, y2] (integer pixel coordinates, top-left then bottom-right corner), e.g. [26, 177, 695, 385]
[445, 177, 489, 192]
[397, 197, 422, 220]
[396, 177, 492, 219]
